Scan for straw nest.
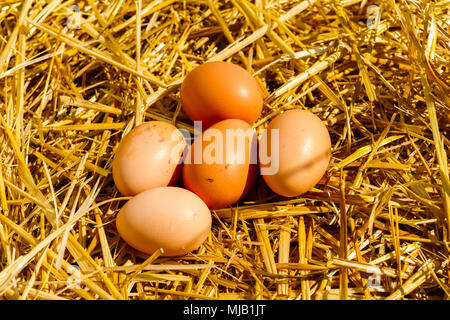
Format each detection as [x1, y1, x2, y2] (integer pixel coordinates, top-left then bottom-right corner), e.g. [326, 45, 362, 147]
[0, 0, 449, 300]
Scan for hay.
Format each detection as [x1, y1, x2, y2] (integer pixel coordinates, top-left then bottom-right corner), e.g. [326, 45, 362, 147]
[0, 0, 449, 300]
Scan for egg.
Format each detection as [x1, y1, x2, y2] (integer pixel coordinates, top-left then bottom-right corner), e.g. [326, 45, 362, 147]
[180, 61, 263, 128]
[116, 187, 211, 256]
[183, 119, 258, 209]
[259, 109, 331, 197]
[112, 121, 186, 196]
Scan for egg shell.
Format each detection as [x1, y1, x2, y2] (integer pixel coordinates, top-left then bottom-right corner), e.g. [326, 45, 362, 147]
[116, 187, 212, 256]
[180, 61, 263, 128]
[183, 119, 258, 209]
[112, 121, 186, 196]
[259, 109, 331, 197]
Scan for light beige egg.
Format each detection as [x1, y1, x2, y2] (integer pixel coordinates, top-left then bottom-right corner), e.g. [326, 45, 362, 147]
[116, 187, 211, 257]
[259, 109, 331, 197]
[112, 121, 186, 196]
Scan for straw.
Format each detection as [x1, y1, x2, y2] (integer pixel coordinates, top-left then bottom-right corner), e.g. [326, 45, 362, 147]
[0, 0, 449, 300]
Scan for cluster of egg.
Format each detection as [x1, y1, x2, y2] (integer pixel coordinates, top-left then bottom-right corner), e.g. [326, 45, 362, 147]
[114, 62, 332, 257]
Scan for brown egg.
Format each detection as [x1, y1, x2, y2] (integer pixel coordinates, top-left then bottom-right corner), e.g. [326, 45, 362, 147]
[180, 61, 263, 128]
[183, 119, 258, 209]
[259, 109, 331, 197]
[116, 187, 211, 257]
[112, 121, 186, 196]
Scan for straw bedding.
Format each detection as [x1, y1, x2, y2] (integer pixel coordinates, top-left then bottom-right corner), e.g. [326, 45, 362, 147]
[0, 0, 449, 300]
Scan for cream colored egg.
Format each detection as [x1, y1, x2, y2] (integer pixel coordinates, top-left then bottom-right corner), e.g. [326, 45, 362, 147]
[116, 187, 211, 256]
[259, 109, 331, 197]
[112, 121, 186, 196]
